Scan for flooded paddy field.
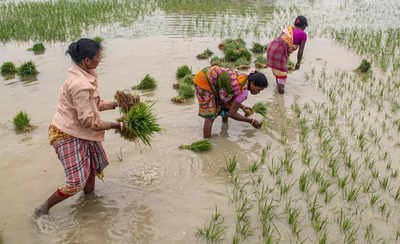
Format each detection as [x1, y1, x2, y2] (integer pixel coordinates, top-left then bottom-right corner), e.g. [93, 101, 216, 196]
[0, 0, 399, 243]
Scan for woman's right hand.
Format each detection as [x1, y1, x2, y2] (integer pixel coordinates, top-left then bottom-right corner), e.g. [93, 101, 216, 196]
[249, 119, 262, 129]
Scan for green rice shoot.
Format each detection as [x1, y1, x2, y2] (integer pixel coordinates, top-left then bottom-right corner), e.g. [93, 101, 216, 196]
[133, 74, 157, 90]
[176, 65, 192, 79]
[252, 102, 267, 117]
[1, 61, 17, 76]
[119, 102, 160, 145]
[179, 74, 193, 85]
[13, 111, 33, 132]
[180, 139, 212, 152]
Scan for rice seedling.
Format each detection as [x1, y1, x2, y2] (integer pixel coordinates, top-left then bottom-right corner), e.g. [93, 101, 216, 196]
[394, 187, 400, 201]
[319, 231, 328, 244]
[280, 127, 287, 145]
[365, 223, 374, 241]
[318, 179, 331, 195]
[117, 102, 160, 145]
[286, 204, 301, 238]
[196, 48, 213, 59]
[351, 166, 358, 182]
[224, 44, 251, 63]
[27, 43, 45, 54]
[345, 187, 360, 202]
[324, 190, 336, 204]
[338, 209, 355, 235]
[13, 111, 33, 132]
[362, 179, 373, 193]
[280, 181, 292, 199]
[371, 169, 379, 179]
[379, 176, 389, 190]
[225, 155, 238, 175]
[396, 229, 400, 241]
[179, 74, 194, 85]
[251, 102, 267, 117]
[179, 139, 212, 152]
[1, 61, 17, 76]
[338, 176, 348, 190]
[114, 90, 140, 113]
[355, 59, 371, 73]
[281, 147, 295, 175]
[17, 61, 38, 78]
[299, 172, 310, 193]
[133, 74, 157, 90]
[301, 146, 311, 166]
[267, 159, 281, 176]
[176, 65, 192, 79]
[250, 42, 266, 54]
[249, 161, 260, 173]
[197, 207, 225, 242]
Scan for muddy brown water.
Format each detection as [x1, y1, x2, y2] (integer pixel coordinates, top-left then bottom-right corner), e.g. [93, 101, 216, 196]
[0, 37, 363, 243]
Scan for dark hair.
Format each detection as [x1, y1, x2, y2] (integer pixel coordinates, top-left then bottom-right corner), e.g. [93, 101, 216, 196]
[294, 16, 308, 28]
[66, 38, 101, 64]
[248, 71, 268, 88]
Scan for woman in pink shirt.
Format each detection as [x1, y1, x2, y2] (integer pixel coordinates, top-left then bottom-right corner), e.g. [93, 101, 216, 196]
[35, 38, 122, 216]
[266, 16, 308, 94]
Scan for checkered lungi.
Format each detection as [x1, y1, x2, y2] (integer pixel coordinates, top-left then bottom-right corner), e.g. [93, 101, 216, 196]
[266, 38, 289, 72]
[53, 137, 109, 196]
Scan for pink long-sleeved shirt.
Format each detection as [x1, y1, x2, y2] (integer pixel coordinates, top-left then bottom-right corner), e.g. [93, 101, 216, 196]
[51, 64, 114, 142]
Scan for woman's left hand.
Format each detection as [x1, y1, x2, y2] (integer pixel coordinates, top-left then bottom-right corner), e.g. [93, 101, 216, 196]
[295, 62, 301, 70]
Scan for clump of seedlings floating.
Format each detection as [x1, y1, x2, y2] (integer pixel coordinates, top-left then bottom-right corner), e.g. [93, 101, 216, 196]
[114, 90, 140, 113]
[179, 139, 212, 152]
[27, 43, 45, 54]
[355, 59, 371, 73]
[176, 65, 192, 79]
[196, 48, 213, 59]
[221, 38, 251, 64]
[132, 74, 157, 90]
[250, 42, 266, 54]
[18, 61, 38, 80]
[93, 36, 103, 44]
[13, 111, 34, 133]
[117, 102, 160, 145]
[1, 61, 17, 78]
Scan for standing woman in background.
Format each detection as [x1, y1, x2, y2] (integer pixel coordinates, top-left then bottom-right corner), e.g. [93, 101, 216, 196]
[35, 38, 122, 216]
[266, 16, 308, 94]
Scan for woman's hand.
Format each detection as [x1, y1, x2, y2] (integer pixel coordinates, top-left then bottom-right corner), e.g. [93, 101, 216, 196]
[249, 119, 262, 129]
[110, 121, 125, 132]
[295, 62, 301, 70]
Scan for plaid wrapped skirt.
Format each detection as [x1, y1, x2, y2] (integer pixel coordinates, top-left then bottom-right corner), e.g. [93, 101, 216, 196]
[266, 38, 289, 72]
[53, 137, 109, 196]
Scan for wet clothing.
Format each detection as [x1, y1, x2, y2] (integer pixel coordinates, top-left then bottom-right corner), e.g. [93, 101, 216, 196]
[266, 26, 307, 85]
[52, 134, 109, 196]
[194, 65, 248, 119]
[52, 64, 115, 142]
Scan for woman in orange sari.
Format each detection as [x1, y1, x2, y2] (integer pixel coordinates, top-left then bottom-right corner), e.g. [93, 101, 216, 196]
[194, 65, 268, 138]
[266, 16, 308, 94]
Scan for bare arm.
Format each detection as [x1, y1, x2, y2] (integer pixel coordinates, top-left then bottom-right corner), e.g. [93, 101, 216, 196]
[228, 101, 261, 128]
[99, 99, 117, 111]
[296, 41, 306, 69]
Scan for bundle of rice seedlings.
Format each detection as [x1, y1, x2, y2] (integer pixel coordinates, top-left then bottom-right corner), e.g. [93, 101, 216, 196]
[114, 90, 140, 113]
[13, 111, 33, 132]
[179, 74, 194, 85]
[133, 74, 157, 90]
[287, 60, 296, 71]
[250, 42, 266, 54]
[28, 43, 45, 54]
[176, 65, 192, 79]
[171, 96, 186, 104]
[254, 56, 267, 68]
[196, 48, 214, 59]
[235, 57, 250, 70]
[215, 72, 232, 93]
[178, 82, 195, 99]
[218, 38, 246, 50]
[93, 36, 103, 44]
[179, 139, 212, 152]
[118, 102, 160, 145]
[252, 102, 267, 117]
[1, 62, 17, 76]
[210, 56, 222, 66]
[18, 61, 39, 78]
[355, 59, 371, 73]
[224, 47, 251, 63]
